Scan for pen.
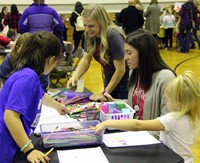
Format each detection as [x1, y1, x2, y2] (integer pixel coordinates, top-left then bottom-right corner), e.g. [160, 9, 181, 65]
[44, 126, 58, 142]
[45, 147, 54, 156]
[51, 85, 77, 98]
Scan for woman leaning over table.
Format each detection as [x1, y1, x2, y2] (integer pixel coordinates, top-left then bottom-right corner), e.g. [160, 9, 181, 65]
[0, 31, 69, 163]
[104, 29, 176, 138]
[67, 4, 129, 102]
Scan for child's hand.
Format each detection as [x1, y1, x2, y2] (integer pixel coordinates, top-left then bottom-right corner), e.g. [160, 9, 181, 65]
[27, 149, 50, 163]
[57, 103, 70, 115]
[95, 122, 106, 134]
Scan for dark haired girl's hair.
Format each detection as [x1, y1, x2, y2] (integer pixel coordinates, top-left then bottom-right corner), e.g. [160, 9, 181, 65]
[11, 4, 19, 14]
[75, 1, 84, 13]
[1, 6, 8, 18]
[12, 31, 61, 76]
[126, 29, 175, 90]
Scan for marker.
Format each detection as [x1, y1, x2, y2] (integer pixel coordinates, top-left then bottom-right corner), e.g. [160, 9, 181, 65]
[45, 147, 54, 156]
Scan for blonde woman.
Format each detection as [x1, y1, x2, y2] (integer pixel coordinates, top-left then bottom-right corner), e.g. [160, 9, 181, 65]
[67, 4, 129, 101]
[96, 71, 200, 163]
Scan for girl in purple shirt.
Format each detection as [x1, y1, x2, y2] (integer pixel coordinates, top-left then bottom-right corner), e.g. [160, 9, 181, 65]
[0, 31, 69, 163]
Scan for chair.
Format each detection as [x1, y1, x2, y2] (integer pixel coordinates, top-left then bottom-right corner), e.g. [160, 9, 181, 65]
[50, 46, 84, 88]
[50, 42, 74, 87]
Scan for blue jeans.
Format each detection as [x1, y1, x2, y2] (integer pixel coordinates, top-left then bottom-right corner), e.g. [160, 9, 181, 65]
[178, 24, 192, 52]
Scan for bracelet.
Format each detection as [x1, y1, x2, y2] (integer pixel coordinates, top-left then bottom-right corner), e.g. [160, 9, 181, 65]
[102, 90, 107, 95]
[20, 140, 32, 152]
[24, 147, 36, 156]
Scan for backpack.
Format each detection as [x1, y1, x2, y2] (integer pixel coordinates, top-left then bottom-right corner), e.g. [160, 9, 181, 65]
[74, 11, 85, 31]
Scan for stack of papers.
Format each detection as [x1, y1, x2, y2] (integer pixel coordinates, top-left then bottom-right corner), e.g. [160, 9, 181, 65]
[103, 131, 161, 148]
[34, 105, 77, 135]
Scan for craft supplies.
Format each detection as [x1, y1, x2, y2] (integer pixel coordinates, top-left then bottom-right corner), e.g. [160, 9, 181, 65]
[40, 120, 104, 149]
[99, 102, 135, 129]
[101, 103, 109, 114]
[44, 126, 58, 142]
[48, 89, 60, 97]
[86, 109, 100, 120]
[111, 108, 121, 114]
[51, 86, 77, 98]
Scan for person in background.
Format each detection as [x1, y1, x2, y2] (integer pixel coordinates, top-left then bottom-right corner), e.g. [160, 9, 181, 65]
[3, 4, 21, 32]
[0, 32, 49, 91]
[0, 6, 9, 32]
[0, 33, 10, 48]
[18, 0, 65, 52]
[102, 29, 176, 138]
[60, 14, 68, 41]
[7, 28, 17, 41]
[70, 1, 85, 53]
[0, 28, 17, 48]
[162, 7, 176, 50]
[135, 0, 144, 12]
[177, 0, 197, 53]
[112, 13, 121, 26]
[67, 4, 129, 101]
[117, 0, 144, 35]
[6, 28, 17, 48]
[144, 0, 161, 39]
[190, 0, 200, 49]
[96, 71, 200, 163]
[0, 31, 70, 163]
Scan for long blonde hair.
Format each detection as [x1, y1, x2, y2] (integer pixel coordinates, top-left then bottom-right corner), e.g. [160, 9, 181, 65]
[165, 71, 200, 127]
[82, 4, 125, 65]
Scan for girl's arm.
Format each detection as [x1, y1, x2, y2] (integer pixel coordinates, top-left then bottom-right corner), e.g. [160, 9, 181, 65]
[67, 52, 92, 88]
[4, 110, 49, 162]
[95, 119, 165, 133]
[42, 93, 70, 114]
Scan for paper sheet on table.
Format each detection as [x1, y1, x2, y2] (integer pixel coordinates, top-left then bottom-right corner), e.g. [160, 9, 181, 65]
[103, 131, 161, 148]
[34, 105, 77, 135]
[57, 147, 109, 163]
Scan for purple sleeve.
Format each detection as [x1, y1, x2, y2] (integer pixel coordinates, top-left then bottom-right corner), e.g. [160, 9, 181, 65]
[5, 76, 38, 114]
[18, 9, 29, 33]
[52, 9, 64, 32]
[178, 5, 185, 18]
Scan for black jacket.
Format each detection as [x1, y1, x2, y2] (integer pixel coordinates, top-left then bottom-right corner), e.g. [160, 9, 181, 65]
[118, 6, 144, 34]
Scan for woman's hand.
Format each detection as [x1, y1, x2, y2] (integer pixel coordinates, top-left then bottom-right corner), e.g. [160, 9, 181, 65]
[89, 93, 107, 102]
[27, 149, 50, 163]
[103, 93, 115, 102]
[67, 75, 78, 88]
[56, 103, 70, 115]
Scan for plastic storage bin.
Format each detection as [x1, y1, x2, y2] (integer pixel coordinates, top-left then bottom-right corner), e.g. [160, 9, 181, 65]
[40, 120, 104, 149]
[100, 102, 135, 122]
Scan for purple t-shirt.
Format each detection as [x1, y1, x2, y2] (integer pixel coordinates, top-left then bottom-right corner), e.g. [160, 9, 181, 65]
[0, 67, 44, 162]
